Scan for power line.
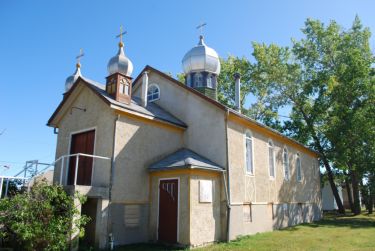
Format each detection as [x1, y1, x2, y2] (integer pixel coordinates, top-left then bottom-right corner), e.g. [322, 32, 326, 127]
[0, 160, 25, 164]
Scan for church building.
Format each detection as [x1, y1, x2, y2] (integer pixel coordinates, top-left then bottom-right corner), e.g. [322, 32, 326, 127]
[47, 33, 322, 249]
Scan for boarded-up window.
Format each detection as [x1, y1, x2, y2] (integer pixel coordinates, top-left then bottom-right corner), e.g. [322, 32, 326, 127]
[124, 205, 140, 228]
[199, 180, 213, 203]
[243, 204, 252, 222]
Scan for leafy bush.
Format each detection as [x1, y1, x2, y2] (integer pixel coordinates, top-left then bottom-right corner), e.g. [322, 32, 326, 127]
[0, 181, 89, 251]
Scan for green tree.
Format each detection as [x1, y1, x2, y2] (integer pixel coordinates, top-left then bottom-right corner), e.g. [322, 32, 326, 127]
[249, 17, 373, 213]
[0, 181, 89, 251]
[217, 55, 284, 130]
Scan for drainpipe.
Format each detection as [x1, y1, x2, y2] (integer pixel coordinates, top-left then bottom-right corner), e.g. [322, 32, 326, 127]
[141, 71, 149, 107]
[234, 73, 241, 113]
[107, 114, 119, 250]
[224, 110, 232, 242]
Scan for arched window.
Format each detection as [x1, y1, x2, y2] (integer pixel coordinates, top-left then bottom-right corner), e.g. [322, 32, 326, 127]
[207, 74, 212, 88]
[245, 131, 254, 175]
[296, 153, 302, 182]
[283, 147, 289, 180]
[147, 84, 160, 102]
[194, 73, 203, 87]
[268, 140, 275, 178]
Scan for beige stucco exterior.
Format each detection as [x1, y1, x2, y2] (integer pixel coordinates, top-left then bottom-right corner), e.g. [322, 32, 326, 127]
[226, 118, 321, 239]
[53, 82, 115, 188]
[133, 71, 227, 167]
[49, 68, 322, 249]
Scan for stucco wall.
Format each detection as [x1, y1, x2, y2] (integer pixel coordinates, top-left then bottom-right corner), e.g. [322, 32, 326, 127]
[53, 83, 115, 187]
[111, 115, 183, 202]
[133, 72, 227, 168]
[226, 119, 322, 239]
[189, 174, 222, 246]
[110, 114, 183, 245]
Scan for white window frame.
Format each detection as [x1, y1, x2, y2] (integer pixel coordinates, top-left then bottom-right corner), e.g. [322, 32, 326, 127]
[283, 146, 290, 181]
[194, 73, 203, 87]
[147, 83, 160, 102]
[296, 152, 302, 182]
[268, 139, 276, 179]
[244, 130, 254, 175]
[207, 74, 212, 88]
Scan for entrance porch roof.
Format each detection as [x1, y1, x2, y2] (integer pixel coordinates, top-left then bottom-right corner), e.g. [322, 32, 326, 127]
[149, 148, 223, 172]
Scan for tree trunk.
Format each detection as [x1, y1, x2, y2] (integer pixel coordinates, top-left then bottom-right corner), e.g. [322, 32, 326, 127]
[350, 170, 361, 215]
[369, 173, 375, 214]
[345, 175, 354, 213]
[297, 107, 345, 214]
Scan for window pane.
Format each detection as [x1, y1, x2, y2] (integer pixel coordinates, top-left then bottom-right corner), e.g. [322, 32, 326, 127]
[207, 76, 212, 88]
[119, 83, 125, 94]
[269, 147, 274, 177]
[147, 85, 160, 102]
[284, 149, 289, 179]
[124, 84, 129, 95]
[296, 157, 301, 181]
[246, 138, 253, 174]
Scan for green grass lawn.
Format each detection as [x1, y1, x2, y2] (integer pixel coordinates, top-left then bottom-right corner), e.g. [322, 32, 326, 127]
[116, 212, 375, 251]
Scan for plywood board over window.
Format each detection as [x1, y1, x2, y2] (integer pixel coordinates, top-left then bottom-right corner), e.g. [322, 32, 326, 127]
[243, 204, 252, 222]
[199, 180, 213, 203]
[124, 205, 140, 228]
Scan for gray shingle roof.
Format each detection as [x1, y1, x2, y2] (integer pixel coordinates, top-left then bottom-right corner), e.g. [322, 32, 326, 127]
[83, 78, 187, 128]
[149, 148, 223, 172]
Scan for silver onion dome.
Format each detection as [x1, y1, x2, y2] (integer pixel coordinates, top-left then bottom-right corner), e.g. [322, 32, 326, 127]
[182, 35, 221, 75]
[65, 63, 82, 92]
[107, 42, 133, 76]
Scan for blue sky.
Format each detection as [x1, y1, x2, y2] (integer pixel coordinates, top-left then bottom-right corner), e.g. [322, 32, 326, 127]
[0, 0, 374, 175]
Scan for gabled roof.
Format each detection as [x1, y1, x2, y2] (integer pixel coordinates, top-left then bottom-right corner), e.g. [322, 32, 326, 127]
[47, 77, 187, 129]
[133, 65, 319, 157]
[149, 148, 223, 172]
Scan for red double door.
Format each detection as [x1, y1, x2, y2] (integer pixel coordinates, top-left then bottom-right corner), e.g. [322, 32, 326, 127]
[68, 130, 95, 186]
[158, 179, 178, 243]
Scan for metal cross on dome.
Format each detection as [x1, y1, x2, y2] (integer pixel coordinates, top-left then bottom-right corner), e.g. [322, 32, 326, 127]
[76, 48, 84, 65]
[116, 25, 127, 44]
[196, 22, 207, 36]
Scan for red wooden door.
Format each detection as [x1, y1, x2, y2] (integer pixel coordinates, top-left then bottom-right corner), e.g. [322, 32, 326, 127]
[68, 130, 95, 186]
[158, 179, 178, 243]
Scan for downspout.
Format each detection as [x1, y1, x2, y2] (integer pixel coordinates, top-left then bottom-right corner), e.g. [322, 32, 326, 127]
[107, 114, 120, 250]
[224, 109, 232, 242]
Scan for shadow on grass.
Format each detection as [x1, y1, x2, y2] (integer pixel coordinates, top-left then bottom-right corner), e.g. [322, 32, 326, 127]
[303, 212, 375, 230]
[273, 212, 375, 233]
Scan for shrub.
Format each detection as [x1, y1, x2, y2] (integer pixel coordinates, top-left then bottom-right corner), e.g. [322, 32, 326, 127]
[0, 181, 89, 251]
